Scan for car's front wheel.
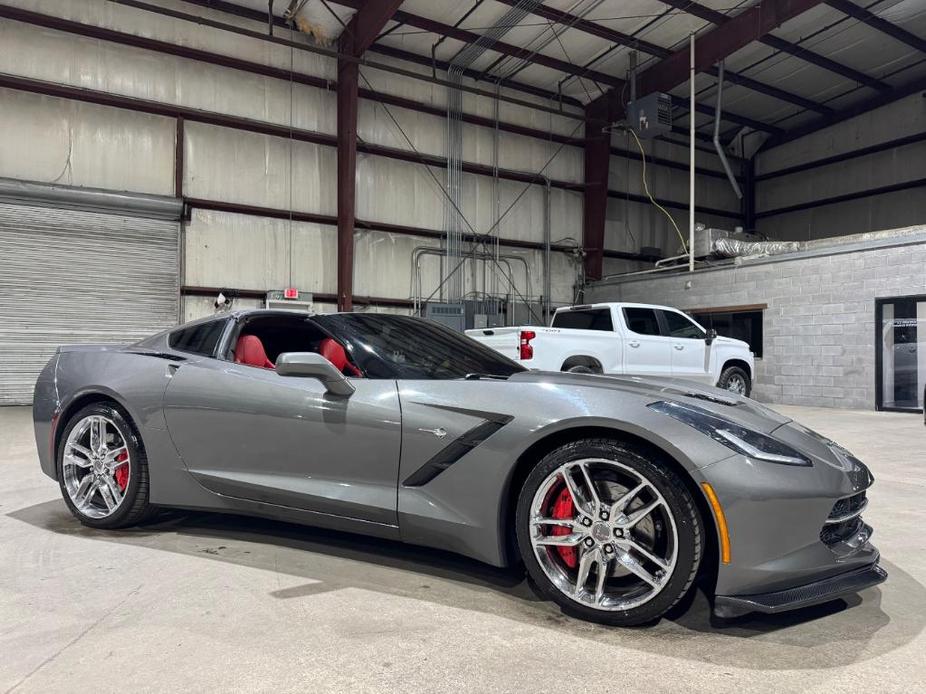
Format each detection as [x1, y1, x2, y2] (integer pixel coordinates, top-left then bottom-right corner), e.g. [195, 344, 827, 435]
[57, 402, 154, 529]
[515, 438, 703, 626]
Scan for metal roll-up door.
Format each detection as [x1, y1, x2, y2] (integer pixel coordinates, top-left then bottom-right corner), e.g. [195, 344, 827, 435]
[0, 197, 180, 405]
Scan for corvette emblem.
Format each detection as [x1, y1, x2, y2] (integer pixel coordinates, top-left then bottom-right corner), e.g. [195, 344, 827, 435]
[418, 427, 448, 439]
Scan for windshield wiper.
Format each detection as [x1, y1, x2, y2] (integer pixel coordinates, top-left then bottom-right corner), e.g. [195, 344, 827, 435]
[463, 373, 510, 380]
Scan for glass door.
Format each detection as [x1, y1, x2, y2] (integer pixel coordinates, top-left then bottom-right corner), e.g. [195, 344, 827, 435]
[876, 296, 926, 412]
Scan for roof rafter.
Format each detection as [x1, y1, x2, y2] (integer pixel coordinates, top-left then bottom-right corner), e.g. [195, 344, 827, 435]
[659, 0, 891, 92]
[332, 0, 622, 89]
[760, 73, 926, 149]
[178, 0, 581, 105]
[824, 0, 926, 55]
[494, 0, 832, 115]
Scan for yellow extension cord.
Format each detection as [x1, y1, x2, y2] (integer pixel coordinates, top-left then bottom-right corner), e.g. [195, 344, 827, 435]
[628, 128, 689, 254]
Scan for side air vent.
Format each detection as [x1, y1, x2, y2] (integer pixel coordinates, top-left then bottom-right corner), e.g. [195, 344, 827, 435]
[403, 415, 513, 487]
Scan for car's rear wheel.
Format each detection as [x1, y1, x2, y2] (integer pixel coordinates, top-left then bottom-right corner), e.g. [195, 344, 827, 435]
[57, 402, 153, 529]
[515, 438, 702, 626]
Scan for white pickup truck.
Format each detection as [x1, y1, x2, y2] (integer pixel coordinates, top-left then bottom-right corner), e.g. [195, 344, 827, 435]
[466, 302, 755, 396]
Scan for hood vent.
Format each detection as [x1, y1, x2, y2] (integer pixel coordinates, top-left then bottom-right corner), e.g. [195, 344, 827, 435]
[682, 392, 738, 407]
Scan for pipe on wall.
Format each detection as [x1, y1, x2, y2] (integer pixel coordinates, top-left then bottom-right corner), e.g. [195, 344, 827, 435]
[712, 61, 743, 200]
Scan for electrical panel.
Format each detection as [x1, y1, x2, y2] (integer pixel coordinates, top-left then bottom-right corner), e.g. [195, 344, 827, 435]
[424, 302, 466, 332]
[626, 92, 672, 139]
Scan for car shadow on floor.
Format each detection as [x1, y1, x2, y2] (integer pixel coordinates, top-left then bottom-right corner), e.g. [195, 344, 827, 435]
[10, 499, 924, 671]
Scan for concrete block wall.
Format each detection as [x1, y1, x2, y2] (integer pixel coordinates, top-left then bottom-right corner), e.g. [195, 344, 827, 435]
[585, 228, 926, 409]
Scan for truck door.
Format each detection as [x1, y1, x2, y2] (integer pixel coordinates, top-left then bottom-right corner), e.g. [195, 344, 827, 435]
[659, 309, 711, 385]
[619, 307, 673, 377]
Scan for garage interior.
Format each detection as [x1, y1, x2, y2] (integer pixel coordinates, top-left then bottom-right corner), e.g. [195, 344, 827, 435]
[1, 0, 925, 691]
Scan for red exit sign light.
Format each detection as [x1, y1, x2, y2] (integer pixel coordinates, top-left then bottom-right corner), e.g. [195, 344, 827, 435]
[283, 287, 299, 300]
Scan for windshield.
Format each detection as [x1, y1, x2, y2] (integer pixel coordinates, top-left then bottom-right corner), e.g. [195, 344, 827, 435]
[313, 314, 526, 380]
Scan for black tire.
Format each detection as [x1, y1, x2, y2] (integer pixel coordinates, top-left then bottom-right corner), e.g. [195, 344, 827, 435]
[57, 402, 154, 529]
[717, 365, 751, 397]
[515, 438, 703, 626]
[566, 365, 595, 374]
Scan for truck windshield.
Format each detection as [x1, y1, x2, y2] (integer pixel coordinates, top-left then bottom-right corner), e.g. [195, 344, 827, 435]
[552, 309, 613, 331]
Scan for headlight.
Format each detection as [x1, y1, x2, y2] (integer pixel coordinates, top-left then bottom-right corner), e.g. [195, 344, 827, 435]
[648, 401, 812, 466]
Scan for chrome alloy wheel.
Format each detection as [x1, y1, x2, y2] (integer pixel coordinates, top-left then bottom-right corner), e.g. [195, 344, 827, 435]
[62, 415, 131, 519]
[528, 459, 679, 611]
[724, 374, 747, 395]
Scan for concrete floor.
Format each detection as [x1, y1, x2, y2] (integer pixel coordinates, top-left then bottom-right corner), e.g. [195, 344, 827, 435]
[1, 405, 924, 693]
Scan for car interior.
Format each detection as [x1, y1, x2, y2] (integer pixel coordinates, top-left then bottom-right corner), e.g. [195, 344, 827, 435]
[225, 314, 363, 377]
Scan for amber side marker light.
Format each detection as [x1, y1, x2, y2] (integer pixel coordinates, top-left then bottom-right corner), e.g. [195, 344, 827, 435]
[701, 482, 731, 564]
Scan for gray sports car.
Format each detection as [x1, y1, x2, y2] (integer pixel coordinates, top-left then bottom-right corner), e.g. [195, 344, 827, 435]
[32, 310, 885, 625]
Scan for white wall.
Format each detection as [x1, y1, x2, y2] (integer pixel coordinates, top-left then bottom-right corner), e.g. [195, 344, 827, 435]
[755, 92, 926, 241]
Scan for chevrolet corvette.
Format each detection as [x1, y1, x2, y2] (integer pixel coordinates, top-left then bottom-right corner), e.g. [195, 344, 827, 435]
[32, 310, 885, 625]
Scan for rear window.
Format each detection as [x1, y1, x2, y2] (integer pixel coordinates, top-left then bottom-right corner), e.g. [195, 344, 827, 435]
[623, 308, 661, 336]
[552, 309, 614, 331]
[169, 319, 226, 357]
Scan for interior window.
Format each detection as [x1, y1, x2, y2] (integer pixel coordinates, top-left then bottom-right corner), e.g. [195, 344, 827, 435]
[692, 310, 764, 357]
[623, 308, 661, 336]
[661, 310, 706, 339]
[169, 319, 227, 357]
[552, 309, 613, 331]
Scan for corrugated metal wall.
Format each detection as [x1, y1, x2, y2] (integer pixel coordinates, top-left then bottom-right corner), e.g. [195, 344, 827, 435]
[0, 202, 179, 404]
[755, 93, 926, 241]
[0, 0, 748, 325]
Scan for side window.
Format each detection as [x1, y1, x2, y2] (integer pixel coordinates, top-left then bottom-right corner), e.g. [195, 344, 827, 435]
[661, 310, 705, 339]
[622, 308, 661, 336]
[168, 320, 226, 357]
[552, 309, 614, 331]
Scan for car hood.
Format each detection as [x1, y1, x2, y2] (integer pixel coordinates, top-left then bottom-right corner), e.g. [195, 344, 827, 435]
[508, 370, 789, 433]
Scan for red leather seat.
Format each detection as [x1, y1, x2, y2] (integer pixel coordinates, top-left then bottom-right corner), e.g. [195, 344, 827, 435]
[235, 334, 274, 369]
[319, 337, 361, 377]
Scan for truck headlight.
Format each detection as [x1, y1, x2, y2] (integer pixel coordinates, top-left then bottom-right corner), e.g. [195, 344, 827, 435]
[648, 401, 812, 466]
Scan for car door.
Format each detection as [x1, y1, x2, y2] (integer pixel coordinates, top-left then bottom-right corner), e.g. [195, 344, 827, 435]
[620, 307, 672, 377]
[659, 309, 711, 385]
[161, 354, 402, 526]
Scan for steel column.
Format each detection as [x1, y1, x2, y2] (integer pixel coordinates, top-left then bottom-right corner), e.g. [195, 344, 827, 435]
[583, 97, 612, 280]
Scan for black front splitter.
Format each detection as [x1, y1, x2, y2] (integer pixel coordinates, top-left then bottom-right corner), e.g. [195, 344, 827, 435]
[713, 563, 887, 619]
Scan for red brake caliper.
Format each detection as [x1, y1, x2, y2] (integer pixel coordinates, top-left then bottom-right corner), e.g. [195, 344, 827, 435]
[114, 451, 129, 491]
[550, 487, 578, 568]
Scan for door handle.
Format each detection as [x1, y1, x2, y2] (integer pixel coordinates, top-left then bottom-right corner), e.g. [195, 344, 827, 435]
[674, 344, 684, 350]
[628, 341, 640, 348]
[167, 363, 181, 375]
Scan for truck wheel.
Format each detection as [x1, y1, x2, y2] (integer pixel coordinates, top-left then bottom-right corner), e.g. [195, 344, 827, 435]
[718, 366, 751, 397]
[567, 365, 595, 374]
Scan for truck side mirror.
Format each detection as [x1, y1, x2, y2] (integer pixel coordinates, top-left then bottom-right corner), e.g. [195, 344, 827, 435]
[705, 328, 718, 346]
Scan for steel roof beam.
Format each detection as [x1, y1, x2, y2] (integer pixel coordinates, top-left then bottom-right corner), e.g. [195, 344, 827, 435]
[494, 0, 831, 114]
[658, 0, 890, 92]
[332, 0, 621, 89]
[824, 0, 926, 55]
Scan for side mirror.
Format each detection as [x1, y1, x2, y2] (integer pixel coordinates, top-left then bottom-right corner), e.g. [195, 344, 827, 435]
[705, 328, 718, 346]
[275, 352, 355, 396]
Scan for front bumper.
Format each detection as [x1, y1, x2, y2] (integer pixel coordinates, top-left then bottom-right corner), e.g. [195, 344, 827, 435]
[714, 561, 887, 618]
[697, 426, 883, 615]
